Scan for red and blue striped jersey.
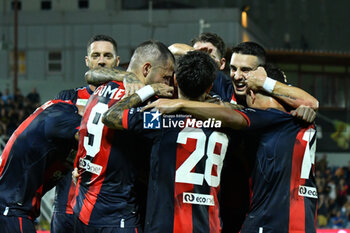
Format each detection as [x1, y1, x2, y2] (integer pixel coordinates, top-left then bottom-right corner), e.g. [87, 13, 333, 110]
[53, 85, 93, 215]
[72, 81, 144, 227]
[122, 108, 243, 233]
[0, 100, 81, 220]
[239, 108, 317, 233]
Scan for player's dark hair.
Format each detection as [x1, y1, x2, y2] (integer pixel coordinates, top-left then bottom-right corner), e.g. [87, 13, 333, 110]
[191, 32, 226, 59]
[263, 64, 288, 84]
[87, 34, 118, 55]
[129, 40, 175, 69]
[232, 41, 266, 65]
[176, 51, 217, 99]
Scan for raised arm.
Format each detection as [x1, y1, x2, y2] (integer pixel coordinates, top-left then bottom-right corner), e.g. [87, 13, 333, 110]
[143, 99, 248, 130]
[102, 84, 173, 130]
[247, 67, 319, 110]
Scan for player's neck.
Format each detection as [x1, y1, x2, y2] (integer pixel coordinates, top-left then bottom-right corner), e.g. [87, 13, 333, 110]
[178, 90, 206, 102]
[89, 84, 96, 92]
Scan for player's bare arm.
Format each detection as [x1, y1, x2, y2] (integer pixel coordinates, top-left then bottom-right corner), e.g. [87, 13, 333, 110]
[103, 84, 174, 130]
[143, 99, 248, 129]
[85, 67, 144, 96]
[85, 67, 130, 84]
[247, 67, 319, 110]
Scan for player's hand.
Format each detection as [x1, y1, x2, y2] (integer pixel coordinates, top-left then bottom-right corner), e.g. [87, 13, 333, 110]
[150, 83, 174, 98]
[246, 67, 267, 91]
[204, 94, 222, 104]
[142, 99, 183, 114]
[168, 43, 194, 56]
[124, 73, 144, 97]
[290, 105, 316, 123]
[72, 167, 79, 185]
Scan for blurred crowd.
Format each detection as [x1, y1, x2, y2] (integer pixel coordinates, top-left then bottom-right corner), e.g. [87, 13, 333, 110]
[0, 87, 41, 147]
[317, 154, 350, 229]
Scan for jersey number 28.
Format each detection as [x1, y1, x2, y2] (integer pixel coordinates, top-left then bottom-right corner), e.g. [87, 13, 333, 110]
[175, 127, 228, 188]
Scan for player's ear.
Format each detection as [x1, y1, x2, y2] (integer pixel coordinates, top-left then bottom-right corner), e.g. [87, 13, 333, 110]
[249, 89, 256, 104]
[173, 75, 178, 87]
[205, 84, 213, 94]
[219, 57, 226, 70]
[115, 56, 120, 67]
[142, 62, 152, 78]
[85, 56, 89, 67]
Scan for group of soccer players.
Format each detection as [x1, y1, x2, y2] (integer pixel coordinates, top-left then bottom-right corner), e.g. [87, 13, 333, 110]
[0, 32, 319, 233]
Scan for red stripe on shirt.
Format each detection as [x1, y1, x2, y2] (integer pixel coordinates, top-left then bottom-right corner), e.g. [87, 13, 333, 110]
[31, 185, 43, 220]
[289, 127, 309, 233]
[173, 137, 197, 233]
[209, 186, 221, 233]
[123, 109, 129, 129]
[18, 217, 23, 233]
[66, 181, 77, 214]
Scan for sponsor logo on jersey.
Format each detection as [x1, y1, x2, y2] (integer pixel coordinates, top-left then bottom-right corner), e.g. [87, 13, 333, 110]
[183, 192, 215, 206]
[76, 98, 88, 106]
[94, 85, 125, 100]
[79, 158, 102, 175]
[298, 185, 318, 199]
[143, 110, 161, 129]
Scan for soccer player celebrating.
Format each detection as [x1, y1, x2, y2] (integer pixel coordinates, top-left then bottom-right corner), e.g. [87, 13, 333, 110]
[0, 99, 82, 233]
[145, 65, 318, 233]
[52, 34, 121, 233]
[72, 40, 175, 233]
[101, 51, 248, 233]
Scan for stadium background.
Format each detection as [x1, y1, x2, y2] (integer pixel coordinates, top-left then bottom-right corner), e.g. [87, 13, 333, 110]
[0, 0, 349, 231]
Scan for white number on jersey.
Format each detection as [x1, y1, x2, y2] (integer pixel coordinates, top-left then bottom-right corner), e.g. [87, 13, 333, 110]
[300, 127, 317, 179]
[175, 127, 228, 188]
[83, 102, 109, 158]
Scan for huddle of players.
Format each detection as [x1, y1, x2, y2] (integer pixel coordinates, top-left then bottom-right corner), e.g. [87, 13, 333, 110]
[0, 33, 319, 233]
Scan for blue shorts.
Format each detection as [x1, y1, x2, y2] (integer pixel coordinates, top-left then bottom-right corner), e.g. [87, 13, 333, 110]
[0, 215, 36, 233]
[74, 217, 143, 233]
[51, 212, 75, 233]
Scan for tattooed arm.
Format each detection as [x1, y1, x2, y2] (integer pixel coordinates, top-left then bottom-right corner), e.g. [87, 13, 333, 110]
[247, 67, 319, 110]
[102, 92, 143, 130]
[85, 67, 131, 85]
[85, 67, 144, 96]
[102, 83, 173, 130]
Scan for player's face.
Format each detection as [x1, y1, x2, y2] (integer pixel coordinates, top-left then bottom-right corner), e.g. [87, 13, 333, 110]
[85, 41, 120, 69]
[230, 53, 260, 97]
[193, 42, 224, 70]
[145, 59, 175, 86]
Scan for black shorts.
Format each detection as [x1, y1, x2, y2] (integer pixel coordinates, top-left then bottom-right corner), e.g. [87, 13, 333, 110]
[0, 215, 36, 233]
